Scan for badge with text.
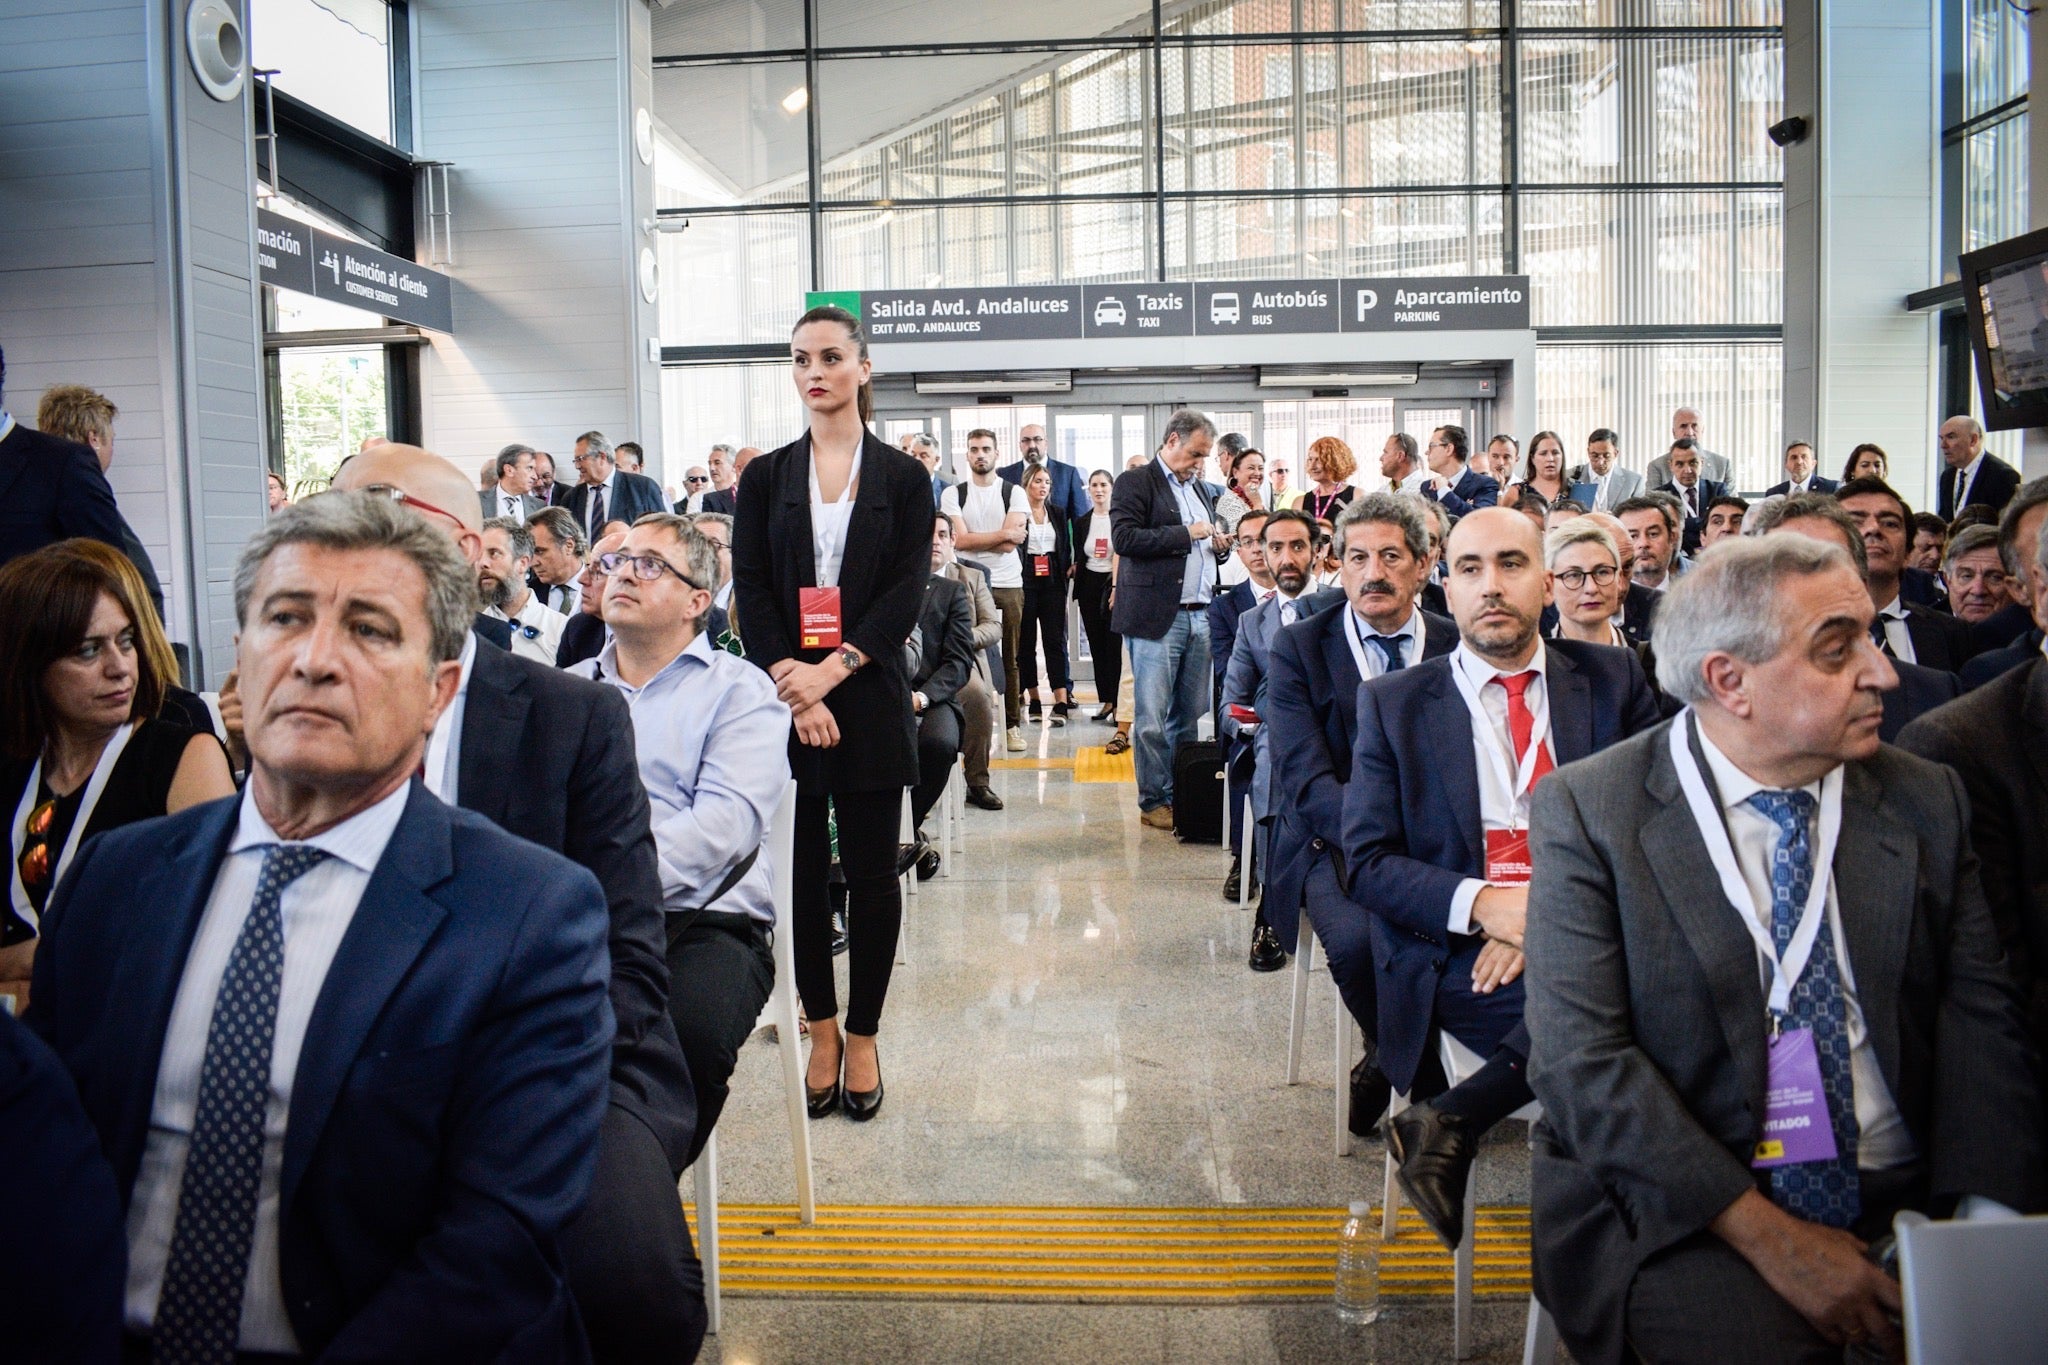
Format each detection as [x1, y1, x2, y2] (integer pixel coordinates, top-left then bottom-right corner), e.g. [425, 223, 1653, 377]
[1484, 828, 1532, 885]
[1032, 554, 1052, 577]
[798, 586, 844, 650]
[1751, 1027, 1840, 1167]
[1092, 537, 1109, 559]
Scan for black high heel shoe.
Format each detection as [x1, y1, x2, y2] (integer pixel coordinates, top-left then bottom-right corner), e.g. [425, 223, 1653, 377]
[843, 1046, 885, 1122]
[806, 1038, 842, 1119]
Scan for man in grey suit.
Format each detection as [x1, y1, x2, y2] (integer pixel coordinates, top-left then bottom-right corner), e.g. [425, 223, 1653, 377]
[1525, 535, 2044, 1365]
[481, 442, 545, 523]
[1643, 405, 1732, 488]
[1565, 428, 1644, 513]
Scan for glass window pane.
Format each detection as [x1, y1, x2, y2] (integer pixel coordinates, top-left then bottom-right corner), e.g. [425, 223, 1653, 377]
[277, 347, 387, 492]
[251, 0, 392, 144]
[1962, 0, 2030, 119]
[1336, 42, 1501, 189]
[652, 0, 804, 55]
[817, 0, 1153, 42]
[1519, 1, 1772, 25]
[1520, 191, 1781, 326]
[654, 62, 811, 207]
[658, 212, 809, 346]
[660, 365, 806, 472]
[1963, 119, 2030, 255]
[1341, 0, 1502, 27]
[1327, 192, 1506, 277]
[1535, 343, 1782, 492]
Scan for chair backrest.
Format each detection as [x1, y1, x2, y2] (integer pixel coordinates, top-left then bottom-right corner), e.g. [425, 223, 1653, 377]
[1896, 1210, 2048, 1362]
[767, 779, 797, 982]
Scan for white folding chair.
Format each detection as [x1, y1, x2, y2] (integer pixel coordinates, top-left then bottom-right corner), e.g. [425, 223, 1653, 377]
[1237, 794, 1255, 911]
[1895, 1210, 2048, 1363]
[896, 789, 913, 963]
[692, 781, 816, 1337]
[938, 766, 960, 876]
[1382, 1032, 1550, 1362]
[1284, 912, 1362, 1158]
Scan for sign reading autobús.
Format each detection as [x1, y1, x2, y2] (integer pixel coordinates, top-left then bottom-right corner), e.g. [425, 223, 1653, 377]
[1194, 280, 1341, 335]
[1342, 278, 1528, 332]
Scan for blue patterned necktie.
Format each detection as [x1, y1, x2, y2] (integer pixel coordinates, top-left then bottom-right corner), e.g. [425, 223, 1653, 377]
[1745, 790, 1861, 1228]
[154, 843, 331, 1364]
[1368, 634, 1406, 673]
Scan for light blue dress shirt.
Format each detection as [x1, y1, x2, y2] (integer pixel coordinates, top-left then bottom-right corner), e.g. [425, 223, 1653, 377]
[1157, 454, 1216, 605]
[573, 632, 791, 923]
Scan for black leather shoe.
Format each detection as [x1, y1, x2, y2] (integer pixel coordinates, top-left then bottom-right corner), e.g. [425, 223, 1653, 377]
[916, 845, 942, 880]
[806, 1042, 842, 1119]
[895, 839, 928, 877]
[1248, 921, 1287, 972]
[844, 1064, 884, 1122]
[1349, 1047, 1393, 1137]
[1223, 854, 1243, 902]
[1388, 1102, 1478, 1251]
[830, 908, 848, 956]
[966, 783, 1004, 811]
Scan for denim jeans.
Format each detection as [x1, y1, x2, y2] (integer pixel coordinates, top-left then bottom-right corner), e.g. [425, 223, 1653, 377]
[1128, 607, 1210, 811]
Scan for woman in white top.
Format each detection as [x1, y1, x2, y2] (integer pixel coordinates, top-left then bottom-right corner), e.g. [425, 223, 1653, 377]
[1073, 469, 1120, 723]
[1016, 464, 1074, 724]
[1213, 448, 1267, 535]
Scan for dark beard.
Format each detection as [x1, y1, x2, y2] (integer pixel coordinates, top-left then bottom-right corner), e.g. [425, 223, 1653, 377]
[480, 574, 514, 611]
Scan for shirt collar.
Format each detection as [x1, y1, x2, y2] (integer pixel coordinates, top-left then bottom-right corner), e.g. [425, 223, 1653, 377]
[228, 772, 412, 873]
[0, 410, 16, 443]
[1961, 453, 1984, 483]
[1874, 593, 1906, 622]
[1348, 599, 1420, 642]
[1451, 638, 1547, 690]
[1694, 719, 1825, 813]
[452, 628, 478, 699]
[594, 627, 714, 694]
[1155, 453, 1195, 486]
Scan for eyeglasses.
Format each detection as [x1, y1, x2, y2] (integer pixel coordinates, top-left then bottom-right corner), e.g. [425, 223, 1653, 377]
[685, 475, 710, 485]
[1554, 565, 1619, 590]
[327, 483, 465, 530]
[597, 550, 705, 590]
[17, 797, 56, 890]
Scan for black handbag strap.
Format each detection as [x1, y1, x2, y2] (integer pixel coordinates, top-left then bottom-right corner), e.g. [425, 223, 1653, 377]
[665, 846, 761, 947]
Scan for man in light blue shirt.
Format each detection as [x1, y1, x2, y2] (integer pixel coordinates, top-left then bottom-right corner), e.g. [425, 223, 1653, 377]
[570, 514, 791, 1162]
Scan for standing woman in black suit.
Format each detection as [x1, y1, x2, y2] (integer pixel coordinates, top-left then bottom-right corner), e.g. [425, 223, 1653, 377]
[1017, 463, 1075, 724]
[733, 305, 931, 1122]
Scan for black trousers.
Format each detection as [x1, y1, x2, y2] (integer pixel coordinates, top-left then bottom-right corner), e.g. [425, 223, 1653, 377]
[1074, 565, 1119, 704]
[558, 1103, 707, 1365]
[912, 703, 962, 829]
[1018, 575, 1071, 693]
[794, 791, 902, 1036]
[665, 912, 775, 1169]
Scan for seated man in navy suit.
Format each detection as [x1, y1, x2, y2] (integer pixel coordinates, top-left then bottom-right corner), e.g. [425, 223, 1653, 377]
[1342, 507, 1661, 1250]
[1209, 510, 1274, 900]
[30, 493, 615, 1362]
[1266, 494, 1458, 1135]
[1653, 440, 1727, 556]
[1763, 439, 1838, 498]
[1417, 423, 1499, 517]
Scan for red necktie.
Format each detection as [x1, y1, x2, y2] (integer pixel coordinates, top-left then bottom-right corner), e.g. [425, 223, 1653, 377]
[1495, 671, 1553, 785]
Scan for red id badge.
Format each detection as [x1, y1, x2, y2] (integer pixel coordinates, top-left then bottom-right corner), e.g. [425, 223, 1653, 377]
[1484, 828, 1532, 885]
[1032, 554, 1052, 578]
[798, 586, 843, 650]
[1092, 537, 1109, 559]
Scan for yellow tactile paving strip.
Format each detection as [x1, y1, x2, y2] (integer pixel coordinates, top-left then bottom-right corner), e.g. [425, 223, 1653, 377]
[987, 758, 1076, 771]
[678, 1203, 1532, 1303]
[1071, 746, 1136, 783]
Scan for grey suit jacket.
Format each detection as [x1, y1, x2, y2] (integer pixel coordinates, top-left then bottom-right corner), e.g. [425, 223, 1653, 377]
[940, 560, 1002, 687]
[1220, 588, 1341, 818]
[1524, 719, 2045, 1365]
[1564, 464, 1644, 511]
[480, 488, 544, 523]
[1642, 445, 1731, 489]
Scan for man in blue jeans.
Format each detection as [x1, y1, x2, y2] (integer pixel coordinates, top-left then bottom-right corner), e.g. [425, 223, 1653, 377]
[1109, 409, 1226, 828]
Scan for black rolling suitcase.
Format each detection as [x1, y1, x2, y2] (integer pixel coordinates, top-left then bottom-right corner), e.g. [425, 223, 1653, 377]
[1171, 739, 1225, 843]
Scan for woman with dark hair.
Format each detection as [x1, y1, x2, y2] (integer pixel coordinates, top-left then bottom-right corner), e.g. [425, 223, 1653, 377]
[1213, 447, 1267, 534]
[732, 304, 931, 1122]
[1503, 430, 1573, 510]
[0, 541, 235, 1009]
[1843, 442, 1888, 482]
[1074, 469, 1121, 723]
[1017, 463, 1074, 724]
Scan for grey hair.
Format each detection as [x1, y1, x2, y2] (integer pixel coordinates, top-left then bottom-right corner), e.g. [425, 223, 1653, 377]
[1997, 477, 2048, 576]
[709, 443, 737, 459]
[495, 442, 536, 479]
[482, 515, 535, 562]
[1334, 491, 1429, 562]
[1942, 523, 2000, 574]
[1544, 516, 1622, 569]
[2037, 514, 2048, 574]
[1744, 492, 1869, 579]
[688, 510, 734, 535]
[575, 430, 611, 457]
[1161, 408, 1217, 449]
[526, 505, 589, 558]
[630, 514, 721, 593]
[234, 491, 477, 667]
[1652, 535, 1855, 704]
[1946, 413, 1985, 439]
[1413, 494, 1453, 542]
[905, 432, 938, 455]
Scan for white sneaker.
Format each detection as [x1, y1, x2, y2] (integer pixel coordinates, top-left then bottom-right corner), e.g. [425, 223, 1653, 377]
[1006, 727, 1026, 752]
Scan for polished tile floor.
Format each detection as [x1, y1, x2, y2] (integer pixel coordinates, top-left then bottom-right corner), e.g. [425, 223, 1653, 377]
[700, 712, 1542, 1363]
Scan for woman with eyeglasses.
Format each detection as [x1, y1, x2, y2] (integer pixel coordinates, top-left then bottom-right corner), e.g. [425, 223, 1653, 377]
[0, 541, 235, 1010]
[1545, 518, 1670, 710]
[732, 304, 933, 1123]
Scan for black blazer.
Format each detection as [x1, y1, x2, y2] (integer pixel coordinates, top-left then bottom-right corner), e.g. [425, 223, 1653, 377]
[702, 487, 736, 516]
[1882, 658, 1963, 742]
[1937, 453, 2023, 520]
[1900, 657, 2048, 1061]
[554, 609, 606, 668]
[455, 643, 696, 1171]
[732, 430, 933, 794]
[1962, 629, 2042, 690]
[1017, 504, 1072, 590]
[559, 470, 669, 536]
[1654, 477, 1728, 554]
[1619, 580, 1662, 646]
[0, 422, 149, 590]
[1900, 600, 1977, 672]
[1109, 459, 1219, 641]
[1763, 475, 1840, 497]
[910, 575, 975, 723]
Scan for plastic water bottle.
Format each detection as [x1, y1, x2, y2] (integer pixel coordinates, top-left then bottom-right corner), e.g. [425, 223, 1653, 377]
[1335, 1199, 1381, 1325]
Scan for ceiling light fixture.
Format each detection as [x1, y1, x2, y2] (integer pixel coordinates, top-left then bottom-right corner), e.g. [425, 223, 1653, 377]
[781, 86, 808, 114]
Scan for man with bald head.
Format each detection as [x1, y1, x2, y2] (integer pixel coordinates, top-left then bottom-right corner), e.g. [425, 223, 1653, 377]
[1343, 507, 1662, 1252]
[332, 442, 708, 1360]
[998, 421, 1090, 522]
[1935, 413, 2022, 519]
[1644, 406, 1731, 488]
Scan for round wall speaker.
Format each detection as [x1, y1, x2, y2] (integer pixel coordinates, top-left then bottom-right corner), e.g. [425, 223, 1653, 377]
[187, 1, 247, 102]
[638, 246, 659, 303]
[635, 108, 655, 166]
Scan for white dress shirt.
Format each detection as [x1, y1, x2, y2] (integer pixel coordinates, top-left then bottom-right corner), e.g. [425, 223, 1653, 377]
[1950, 453, 1985, 509]
[423, 631, 479, 803]
[1342, 600, 1422, 681]
[125, 779, 412, 1350]
[1693, 728, 1916, 1171]
[1394, 466, 1431, 496]
[492, 485, 529, 521]
[489, 592, 568, 666]
[1873, 594, 1916, 664]
[583, 470, 619, 539]
[546, 568, 583, 615]
[1591, 467, 1614, 510]
[1446, 641, 1550, 936]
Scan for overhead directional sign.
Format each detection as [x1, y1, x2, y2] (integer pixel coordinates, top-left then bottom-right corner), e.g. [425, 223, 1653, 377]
[813, 275, 1527, 343]
[257, 208, 454, 333]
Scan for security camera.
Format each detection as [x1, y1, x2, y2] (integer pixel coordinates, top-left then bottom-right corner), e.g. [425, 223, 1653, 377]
[1766, 116, 1809, 148]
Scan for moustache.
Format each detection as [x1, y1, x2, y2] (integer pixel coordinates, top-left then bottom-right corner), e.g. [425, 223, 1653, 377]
[1358, 579, 1396, 596]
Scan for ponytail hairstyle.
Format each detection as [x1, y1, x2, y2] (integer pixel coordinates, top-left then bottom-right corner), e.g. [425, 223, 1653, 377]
[793, 304, 874, 426]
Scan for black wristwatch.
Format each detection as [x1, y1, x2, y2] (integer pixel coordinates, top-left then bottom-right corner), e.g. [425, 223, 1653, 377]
[837, 645, 864, 673]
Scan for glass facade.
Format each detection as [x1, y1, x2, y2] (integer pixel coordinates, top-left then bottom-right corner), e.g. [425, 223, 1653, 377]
[655, 0, 1785, 482]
